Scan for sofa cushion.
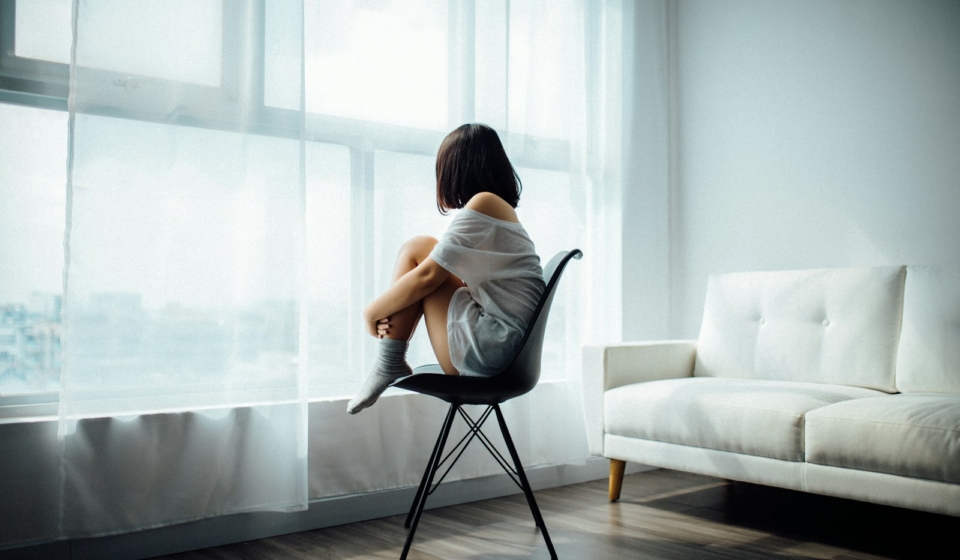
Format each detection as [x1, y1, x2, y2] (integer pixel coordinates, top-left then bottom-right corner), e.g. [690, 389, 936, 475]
[806, 394, 960, 484]
[604, 378, 883, 462]
[896, 266, 960, 394]
[694, 266, 905, 392]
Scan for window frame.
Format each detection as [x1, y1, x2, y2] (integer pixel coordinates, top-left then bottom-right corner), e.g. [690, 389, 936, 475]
[0, 0, 68, 110]
[0, 0, 572, 408]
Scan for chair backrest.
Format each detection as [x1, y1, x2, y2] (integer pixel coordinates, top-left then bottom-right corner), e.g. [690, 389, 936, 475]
[492, 249, 582, 399]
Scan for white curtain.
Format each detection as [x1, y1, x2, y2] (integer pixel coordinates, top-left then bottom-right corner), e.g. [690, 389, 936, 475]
[54, 0, 626, 535]
[298, 0, 627, 495]
[59, 0, 308, 536]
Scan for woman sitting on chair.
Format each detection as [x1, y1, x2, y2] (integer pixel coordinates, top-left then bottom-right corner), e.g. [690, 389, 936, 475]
[347, 123, 545, 414]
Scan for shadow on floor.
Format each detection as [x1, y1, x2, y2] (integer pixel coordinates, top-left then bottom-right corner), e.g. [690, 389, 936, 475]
[628, 475, 960, 560]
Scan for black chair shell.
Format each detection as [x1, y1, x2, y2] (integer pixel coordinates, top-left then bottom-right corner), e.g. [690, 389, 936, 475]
[391, 248, 583, 404]
[389, 249, 581, 560]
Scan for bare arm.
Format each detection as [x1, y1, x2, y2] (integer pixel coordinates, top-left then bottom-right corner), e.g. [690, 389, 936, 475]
[363, 256, 450, 337]
[362, 191, 511, 338]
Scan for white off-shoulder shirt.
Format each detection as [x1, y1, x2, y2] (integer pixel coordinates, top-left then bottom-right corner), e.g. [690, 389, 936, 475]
[429, 209, 545, 377]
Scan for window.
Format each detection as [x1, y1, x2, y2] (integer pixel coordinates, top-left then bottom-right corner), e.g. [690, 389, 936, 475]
[13, 0, 71, 64]
[1, 0, 577, 401]
[17, 0, 223, 86]
[0, 102, 67, 395]
[268, 0, 450, 130]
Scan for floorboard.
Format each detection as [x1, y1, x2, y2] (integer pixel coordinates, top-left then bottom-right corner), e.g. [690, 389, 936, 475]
[150, 469, 959, 559]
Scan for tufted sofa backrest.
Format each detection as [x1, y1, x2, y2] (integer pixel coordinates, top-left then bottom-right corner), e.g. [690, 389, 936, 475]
[694, 266, 906, 393]
[896, 265, 960, 394]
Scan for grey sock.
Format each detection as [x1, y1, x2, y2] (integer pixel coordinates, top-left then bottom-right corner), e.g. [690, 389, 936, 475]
[346, 338, 412, 414]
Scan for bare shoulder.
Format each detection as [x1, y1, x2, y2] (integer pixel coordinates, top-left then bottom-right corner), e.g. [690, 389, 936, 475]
[464, 192, 519, 223]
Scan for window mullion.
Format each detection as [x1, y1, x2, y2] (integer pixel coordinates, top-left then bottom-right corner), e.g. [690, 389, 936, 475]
[220, 0, 243, 107]
[350, 148, 376, 380]
[232, 0, 266, 129]
[447, 0, 475, 126]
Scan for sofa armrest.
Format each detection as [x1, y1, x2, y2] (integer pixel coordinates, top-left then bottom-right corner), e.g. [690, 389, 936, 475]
[581, 340, 697, 456]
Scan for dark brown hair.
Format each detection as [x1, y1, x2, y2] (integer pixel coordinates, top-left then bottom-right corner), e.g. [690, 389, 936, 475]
[435, 124, 522, 214]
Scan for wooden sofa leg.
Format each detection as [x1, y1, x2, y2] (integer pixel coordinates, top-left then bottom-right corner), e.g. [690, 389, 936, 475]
[609, 459, 626, 502]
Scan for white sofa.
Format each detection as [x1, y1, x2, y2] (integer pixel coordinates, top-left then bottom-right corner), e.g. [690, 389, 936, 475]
[582, 265, 960, 516]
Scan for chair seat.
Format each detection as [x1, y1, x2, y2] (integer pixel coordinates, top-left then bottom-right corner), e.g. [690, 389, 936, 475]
[392, 366, 527, 405]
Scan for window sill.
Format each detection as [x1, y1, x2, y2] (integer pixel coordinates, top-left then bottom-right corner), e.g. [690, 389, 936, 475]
[0, 378, 571, 424]
[0, 393, 59, 423]
[0, 403, 58, 423]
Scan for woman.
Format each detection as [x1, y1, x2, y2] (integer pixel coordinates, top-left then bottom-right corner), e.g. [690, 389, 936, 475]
[347, 124, 545, 414]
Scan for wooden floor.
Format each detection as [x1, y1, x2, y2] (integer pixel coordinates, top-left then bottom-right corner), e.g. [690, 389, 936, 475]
[151, 469, 959, 559]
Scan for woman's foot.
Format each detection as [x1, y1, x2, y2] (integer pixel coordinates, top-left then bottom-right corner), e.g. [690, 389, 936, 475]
[347, 338, 412, 414]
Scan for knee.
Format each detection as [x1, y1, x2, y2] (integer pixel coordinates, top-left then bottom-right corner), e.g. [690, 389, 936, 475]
[399, 235, 439, 260]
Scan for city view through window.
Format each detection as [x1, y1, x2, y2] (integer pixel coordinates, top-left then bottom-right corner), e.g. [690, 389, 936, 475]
[0, 296, 62, 394]
[0, 103, 68, 395]
[1, 0, 578, 399]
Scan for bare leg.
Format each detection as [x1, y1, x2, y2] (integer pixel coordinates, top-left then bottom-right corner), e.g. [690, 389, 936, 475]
[347, 236, 464, 414]
[378, 236, 433, 342]
[379, 236, 463, 375]
[422, 276, 463, 376]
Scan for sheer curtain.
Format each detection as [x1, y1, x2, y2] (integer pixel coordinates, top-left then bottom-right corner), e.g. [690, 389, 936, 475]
[55, 0, 627, 535]
[59, 0, 308, 536]
[297, 0, 627, 495]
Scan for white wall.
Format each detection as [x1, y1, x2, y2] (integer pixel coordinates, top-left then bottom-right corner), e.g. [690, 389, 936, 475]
[622, 0, 673, 342]
[665, 0, 960, 337]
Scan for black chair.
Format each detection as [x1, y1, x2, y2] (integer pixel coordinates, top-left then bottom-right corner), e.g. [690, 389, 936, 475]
[390, 249, 582, 560]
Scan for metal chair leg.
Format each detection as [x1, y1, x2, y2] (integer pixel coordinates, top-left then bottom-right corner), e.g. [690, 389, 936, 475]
[494, 405, 558, 559]
[404, 407, 453, 528]
[400, 404, 457, 560]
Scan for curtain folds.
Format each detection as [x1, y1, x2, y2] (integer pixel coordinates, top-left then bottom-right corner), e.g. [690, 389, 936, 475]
[301, 0, 627, 497]
[59, 0, 309, 536]
[56, 0, 626, 536]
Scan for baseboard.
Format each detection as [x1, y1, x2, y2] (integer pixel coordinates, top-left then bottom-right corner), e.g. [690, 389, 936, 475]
[0, 458, 652, 560]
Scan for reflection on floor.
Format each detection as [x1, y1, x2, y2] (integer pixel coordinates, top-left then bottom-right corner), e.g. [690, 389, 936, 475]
[152, 468, 960, 559]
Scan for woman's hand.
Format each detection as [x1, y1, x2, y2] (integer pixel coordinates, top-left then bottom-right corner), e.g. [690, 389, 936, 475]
[375, 317, 391, 339]
[364, 308, 391, 338]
